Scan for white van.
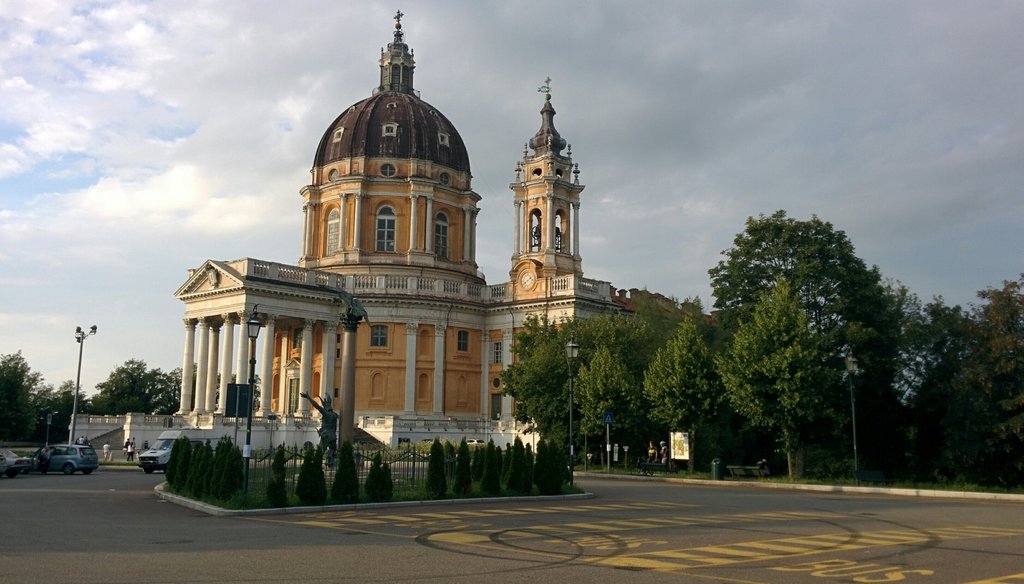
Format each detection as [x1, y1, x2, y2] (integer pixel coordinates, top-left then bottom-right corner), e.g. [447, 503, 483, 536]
[138, 430, 194, 473]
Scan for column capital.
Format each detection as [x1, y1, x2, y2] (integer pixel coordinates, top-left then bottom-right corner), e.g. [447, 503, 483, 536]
[222, 313, 237, 325]
[183, 318, 197, 328]
[405, 322, 418, 334]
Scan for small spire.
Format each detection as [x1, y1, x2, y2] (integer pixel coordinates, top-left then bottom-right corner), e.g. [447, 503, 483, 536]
[528, 76, 566, 156]
[393, 9, 404, 43]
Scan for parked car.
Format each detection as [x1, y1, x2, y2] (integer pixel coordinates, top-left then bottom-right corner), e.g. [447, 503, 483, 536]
[0, 448, 31, 477]
[30, 444, 99, 475]
[0, 453, 7, 477]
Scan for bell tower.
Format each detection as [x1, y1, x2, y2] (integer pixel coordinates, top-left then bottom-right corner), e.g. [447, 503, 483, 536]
[509, 79, 585, 297]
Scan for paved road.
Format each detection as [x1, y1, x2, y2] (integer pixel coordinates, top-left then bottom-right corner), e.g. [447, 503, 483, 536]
[3, 469, 1024, 583]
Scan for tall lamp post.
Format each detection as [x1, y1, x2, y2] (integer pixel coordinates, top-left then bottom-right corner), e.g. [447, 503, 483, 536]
[845, 353, 859, 472]
[565, 338, 579, 487]
[70, 325, 98, 444]
[243, 308, 261, 497]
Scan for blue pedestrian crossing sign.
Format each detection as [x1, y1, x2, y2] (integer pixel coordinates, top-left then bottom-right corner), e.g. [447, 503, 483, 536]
[603, 411, 614, 425]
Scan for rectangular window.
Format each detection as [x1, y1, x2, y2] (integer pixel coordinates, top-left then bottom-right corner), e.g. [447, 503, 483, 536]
[370, 325, 388, 347]
[457, 330, 469, 352]
[492, 341, 503, 364]
[288, 379, 300, 414]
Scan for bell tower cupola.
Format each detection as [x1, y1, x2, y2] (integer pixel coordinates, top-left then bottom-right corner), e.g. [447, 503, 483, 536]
[379, 10, 415, 94]
[509, 79, 585, 296]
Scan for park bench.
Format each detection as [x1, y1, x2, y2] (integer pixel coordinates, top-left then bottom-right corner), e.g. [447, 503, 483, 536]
[854, 469, 894, 486]
[635, 459, 673, 476]
[726, 465, 767, 479]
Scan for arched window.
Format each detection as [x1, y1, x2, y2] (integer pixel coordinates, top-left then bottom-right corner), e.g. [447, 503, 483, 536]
[530, 210, 542, 252]
[326, 209, 340, 255]
[434, 211, 449, 259]
[376, 206, 396, 252]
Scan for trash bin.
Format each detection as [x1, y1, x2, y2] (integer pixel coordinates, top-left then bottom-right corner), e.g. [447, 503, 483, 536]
[711, 458, 723, 480]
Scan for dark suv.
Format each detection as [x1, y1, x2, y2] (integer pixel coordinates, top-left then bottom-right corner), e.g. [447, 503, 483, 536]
[31, 444, 100, 475]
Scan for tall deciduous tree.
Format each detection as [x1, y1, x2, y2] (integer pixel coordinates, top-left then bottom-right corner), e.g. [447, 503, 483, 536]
[716, 280, 827, 478]
[91, 360, 180, 415]
[643, 318, 722, 471]
[709, 210, 905, 473]
[502, 316, 573, 446]
[0, 352, 43, 441]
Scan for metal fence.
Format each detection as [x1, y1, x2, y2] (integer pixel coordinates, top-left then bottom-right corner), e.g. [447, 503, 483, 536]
[244, 444, 458, 502]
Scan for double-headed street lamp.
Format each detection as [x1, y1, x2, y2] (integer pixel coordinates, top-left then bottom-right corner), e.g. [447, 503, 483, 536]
[565, 338, 579, 486]
[845, 353, 859, 472]
[70, 325, 98, 444]
[243, 308, 261, 497]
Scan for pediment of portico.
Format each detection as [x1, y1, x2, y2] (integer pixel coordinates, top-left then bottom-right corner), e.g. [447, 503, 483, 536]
[175, 260, 245, 299]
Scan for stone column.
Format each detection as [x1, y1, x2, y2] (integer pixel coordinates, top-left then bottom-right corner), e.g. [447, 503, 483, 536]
[424, 196, 434, 253]
[259, 314, 276, 416]
[204, 321, 221, 415]
[300, 203, 310, 259]
[513, 200, 522, 256]
[298, 319, 314, 415]
[572, 201, 580, 259]
[235, 310, 250, 402]
[339, 313, 362, 444]
[463, 206, 472, 262]
[404, 323, 417, 413]
[339, 194, 348, 251]
[433, 324, 446, 415]
[177, 319, 197, 414]
[409, 193, 419, 252]
[546, 191, 555, 251]
[353, 193, 363, 250]
[320, 322, 336, 402]
[194, 319, 210, 415]
[277, 329, 289, 416]
[217, 314, 235, 414]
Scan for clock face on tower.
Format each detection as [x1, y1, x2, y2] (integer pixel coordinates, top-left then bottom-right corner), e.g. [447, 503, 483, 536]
[519, 270, 536, 290]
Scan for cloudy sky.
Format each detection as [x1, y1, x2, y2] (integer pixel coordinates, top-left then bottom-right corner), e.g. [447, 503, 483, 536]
[2, 1, 1022, 397]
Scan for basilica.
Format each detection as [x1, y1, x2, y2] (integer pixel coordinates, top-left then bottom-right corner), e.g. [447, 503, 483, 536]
[97, 14, 628, 449]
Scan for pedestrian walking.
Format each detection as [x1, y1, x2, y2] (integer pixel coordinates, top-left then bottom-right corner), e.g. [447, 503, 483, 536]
[102, 442, 111, 462]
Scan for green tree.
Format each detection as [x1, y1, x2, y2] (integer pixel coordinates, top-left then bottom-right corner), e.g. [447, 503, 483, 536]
[575, 346, 644, 465]
[425, 438, 448, 499]
[166, 435, 192, 490]
[91, 359, 180, 415]
[295, 446, 327, 505]
[454, 438, 472, 496]
[506, 437, 529, 495]
[644, 318, 723, 471]
[533, 439, 564, 495]
[716, 280, 827, 478]
[0, 352, 42, 441]
[364, 452, 393, 502]
[331, 442, 360, 504]
[709, 210, 906, 474]
[470, 444, 484, 481]
[266, 445, 289, 507]
[502, 316, 573, 447]
[480, 440, 502, 495]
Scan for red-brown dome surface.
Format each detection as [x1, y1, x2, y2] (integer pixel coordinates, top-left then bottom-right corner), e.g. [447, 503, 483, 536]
[312, 91, 470, 173]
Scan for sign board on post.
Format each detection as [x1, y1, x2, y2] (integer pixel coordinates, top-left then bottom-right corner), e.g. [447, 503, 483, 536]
[226, 383, 251, 418]
[670, 431, 690, 461]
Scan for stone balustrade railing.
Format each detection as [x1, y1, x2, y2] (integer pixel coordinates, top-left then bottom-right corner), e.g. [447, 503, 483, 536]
[240, 258, 611, 304]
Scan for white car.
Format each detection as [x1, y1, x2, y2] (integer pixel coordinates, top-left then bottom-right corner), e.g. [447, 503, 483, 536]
[0, 448, 31, 477]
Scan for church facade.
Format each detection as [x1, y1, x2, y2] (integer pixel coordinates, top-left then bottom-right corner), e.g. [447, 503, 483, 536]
[164, 15, 624, 448]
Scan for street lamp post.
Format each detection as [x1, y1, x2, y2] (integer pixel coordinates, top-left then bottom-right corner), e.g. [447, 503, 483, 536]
[845, 353, 859, 472]
[70, 325, 98, 444]
[565, 339, 579, 487]
[243, 308, 261, 497]
[45, 412, 55, 447]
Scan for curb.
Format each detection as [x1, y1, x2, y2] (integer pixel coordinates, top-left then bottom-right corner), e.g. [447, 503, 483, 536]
[575, 471, 1024, 503]
[154, 482, 596, 517]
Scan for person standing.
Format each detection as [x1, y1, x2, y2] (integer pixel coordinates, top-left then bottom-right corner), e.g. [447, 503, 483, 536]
[102, 442, 111, 462]
[659, 441, 669, 464]
[646, 441, 657, 462]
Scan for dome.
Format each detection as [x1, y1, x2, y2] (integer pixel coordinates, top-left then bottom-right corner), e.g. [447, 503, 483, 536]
[311, 13, 470, 176]
[313, 91, 470, 173]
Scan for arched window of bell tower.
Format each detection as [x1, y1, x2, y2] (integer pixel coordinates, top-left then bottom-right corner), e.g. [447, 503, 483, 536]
[376, 206, 396, 252]
[326, 208, 340, 255]
[529, 210, 542, 252]
[555, 210, 567, 253]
